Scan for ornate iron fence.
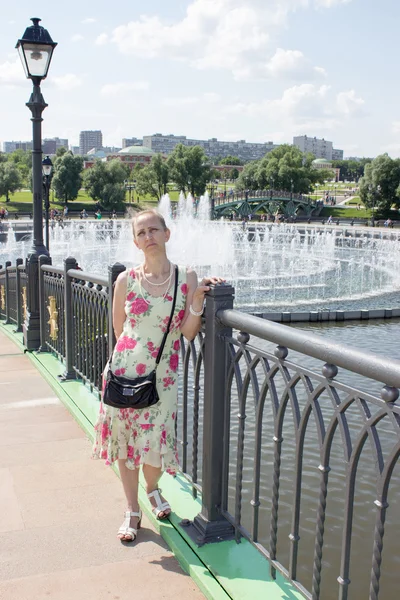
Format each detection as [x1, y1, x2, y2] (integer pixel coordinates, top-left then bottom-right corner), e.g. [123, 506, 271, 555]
[38, 257, 125, 393]
[179, 287, 400, 600]
[39, 260, 66, 359]
[2, 255, 399, 600]
[70, 268, 109, 390]
[0, 259, 25, 329]
[0, 265, 5, 320]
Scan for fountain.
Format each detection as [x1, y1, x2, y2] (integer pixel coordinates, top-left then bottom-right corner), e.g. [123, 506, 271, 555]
[1, 192, 400, 313]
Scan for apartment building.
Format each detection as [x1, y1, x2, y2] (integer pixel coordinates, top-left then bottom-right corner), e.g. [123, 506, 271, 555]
[142, 133, 277, 161]
[79, 130, 103, 156]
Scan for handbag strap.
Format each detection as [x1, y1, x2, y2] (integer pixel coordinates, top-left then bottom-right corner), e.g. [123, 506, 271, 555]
[109, 264, 179, 368]
[155, 264, 179, 365]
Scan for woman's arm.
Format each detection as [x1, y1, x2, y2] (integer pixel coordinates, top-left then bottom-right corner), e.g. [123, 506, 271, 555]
[180, 269, 225, 341]
[112, 270, 128, 340]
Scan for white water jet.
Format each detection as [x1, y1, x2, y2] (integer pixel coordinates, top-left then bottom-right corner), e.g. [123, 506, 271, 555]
[2, 192, 400, 311]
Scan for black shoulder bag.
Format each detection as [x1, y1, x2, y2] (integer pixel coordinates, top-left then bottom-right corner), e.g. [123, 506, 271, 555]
[103, 264, 179, 410]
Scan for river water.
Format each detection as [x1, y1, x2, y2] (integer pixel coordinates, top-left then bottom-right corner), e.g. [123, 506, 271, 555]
[178, 319, 400, 600]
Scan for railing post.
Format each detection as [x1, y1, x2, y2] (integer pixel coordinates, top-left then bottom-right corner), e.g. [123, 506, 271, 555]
[62, 256, 78, 380]
[182, 282, 236, 545]
[4, 261, 11, 324]
[108, 262, 126, 354]
[38, 254, 52, 352]
[15, 258, 23, 332]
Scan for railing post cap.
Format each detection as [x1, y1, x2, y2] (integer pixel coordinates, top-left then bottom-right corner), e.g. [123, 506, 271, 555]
[205, 282, 235, 298]
[108, 262, 126, 273]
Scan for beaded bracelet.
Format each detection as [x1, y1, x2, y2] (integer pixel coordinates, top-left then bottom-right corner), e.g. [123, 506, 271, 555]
[189, 304, 204, 317]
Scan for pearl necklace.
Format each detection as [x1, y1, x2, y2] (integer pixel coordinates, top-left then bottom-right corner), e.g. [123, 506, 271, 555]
[138, 264, 174, 306]
[142, 261, 172, 286]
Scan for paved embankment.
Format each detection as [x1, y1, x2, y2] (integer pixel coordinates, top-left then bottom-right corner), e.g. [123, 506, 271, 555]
[0, 329, 204, 600]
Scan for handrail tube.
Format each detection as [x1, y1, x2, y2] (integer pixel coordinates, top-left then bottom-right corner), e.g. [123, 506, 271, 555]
[217, 308, 400, 389]
[68, 268, 108, 287]
[40, 264, 63, 276]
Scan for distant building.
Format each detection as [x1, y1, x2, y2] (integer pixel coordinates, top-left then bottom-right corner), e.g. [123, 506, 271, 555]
[122, 137, 141, 148]
[84, 146, 156, 170]
[42, 137, 69, 155]
[312, 158, 340, 182]
[79, 130, 103, 156]
[69, 146, 80, 155]
[293, 135, 343, 162]
[332, 148, 344, 161]
[142, 133, 277, 161]
[102, 146, 122, 154]
[2, 140, 32, 153]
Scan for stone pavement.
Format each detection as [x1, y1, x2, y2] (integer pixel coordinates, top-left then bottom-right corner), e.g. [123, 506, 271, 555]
[0, 329, 204, 600]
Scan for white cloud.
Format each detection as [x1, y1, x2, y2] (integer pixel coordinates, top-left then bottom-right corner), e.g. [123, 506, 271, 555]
[0, 58, 25, 86]
[52, 74, 83, 90]
[225, 83, 362, 137]
[162, 92, 221, 107]
[71, 34, 84, 42]
[95, 33, 109, 46]
[264, 48, 326, 79]
[336, 90, 365, 116]
[314, 0, 351, 6]
[392, 121, 400, 134]
[100, 81, 149, 96]
[109, 0, 346, 79]
[82, 18, 96, 24]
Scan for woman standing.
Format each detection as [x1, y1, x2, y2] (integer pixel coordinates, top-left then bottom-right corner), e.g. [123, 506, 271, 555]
[93, 209, 223, 542]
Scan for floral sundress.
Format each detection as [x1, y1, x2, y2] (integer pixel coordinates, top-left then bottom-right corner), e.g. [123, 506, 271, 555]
[92, 265, 188, 475]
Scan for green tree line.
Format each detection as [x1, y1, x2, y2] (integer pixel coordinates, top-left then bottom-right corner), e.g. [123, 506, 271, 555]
[1, 144, 398, 215]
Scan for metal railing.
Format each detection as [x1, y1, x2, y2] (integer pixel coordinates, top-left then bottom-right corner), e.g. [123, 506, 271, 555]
[37, 256, 125, 392]
[0, 259, 25, 329]
[178, 287, 400, 600]
[1, 259, 399, 600]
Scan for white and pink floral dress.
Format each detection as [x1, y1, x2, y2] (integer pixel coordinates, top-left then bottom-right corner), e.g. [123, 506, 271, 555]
[92, 265, 188, 475]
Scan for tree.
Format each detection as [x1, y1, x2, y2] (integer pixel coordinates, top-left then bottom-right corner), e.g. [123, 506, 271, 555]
[167, 144, 210, 196]
[52, 151, 84, 204]
[135, 155, 169, 201]
[230, 167, 240, 180]
[83, 159, 127, 210]
[0, 162, 22, 202]
[236, 160, 259, 190]
[219, 155, 243, 166]
[8, 149, 31, 187]
[236, 145, 325, 193]
[56, 147, 67, 158]
[359, 154, 400, 213]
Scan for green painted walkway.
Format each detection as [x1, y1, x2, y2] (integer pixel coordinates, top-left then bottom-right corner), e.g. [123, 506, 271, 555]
[0, 322, 304, 600]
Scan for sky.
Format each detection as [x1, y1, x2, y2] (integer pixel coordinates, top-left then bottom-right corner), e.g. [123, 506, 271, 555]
[0, 0, 398, 158]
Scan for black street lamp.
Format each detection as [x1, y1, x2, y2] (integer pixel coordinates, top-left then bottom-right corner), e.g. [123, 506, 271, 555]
[16, 17, 57, 349]
[42, 155, 53, 250]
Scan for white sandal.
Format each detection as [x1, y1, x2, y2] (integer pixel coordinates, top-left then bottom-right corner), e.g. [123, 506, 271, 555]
[118, 510, 142, 542]
[147, 489, 171, 520]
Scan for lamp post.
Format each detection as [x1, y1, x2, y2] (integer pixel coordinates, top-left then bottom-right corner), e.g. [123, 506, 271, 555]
[17, 18, 57, 349]
[42, 155, 53, 250]
[290, 178, 294, 200]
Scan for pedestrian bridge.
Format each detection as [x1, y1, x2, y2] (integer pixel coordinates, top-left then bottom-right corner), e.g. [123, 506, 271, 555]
[212, 189, 319, 219]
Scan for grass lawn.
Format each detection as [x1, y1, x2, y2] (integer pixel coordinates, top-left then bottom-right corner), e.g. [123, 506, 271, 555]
[0, 189, 180, 213]
[320, 207, 371, 218]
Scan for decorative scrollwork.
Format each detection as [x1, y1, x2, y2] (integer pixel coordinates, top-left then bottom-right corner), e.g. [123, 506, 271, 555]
[21, 286, 27, 320]
[0, 285, 5, 311]
[47, 295, 59, 341]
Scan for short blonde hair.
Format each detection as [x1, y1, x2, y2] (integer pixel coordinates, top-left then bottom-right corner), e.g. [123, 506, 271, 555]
[131, 209, 168, 237]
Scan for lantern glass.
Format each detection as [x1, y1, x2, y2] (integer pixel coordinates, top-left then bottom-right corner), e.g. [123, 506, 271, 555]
[18, 42, 54, 79]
